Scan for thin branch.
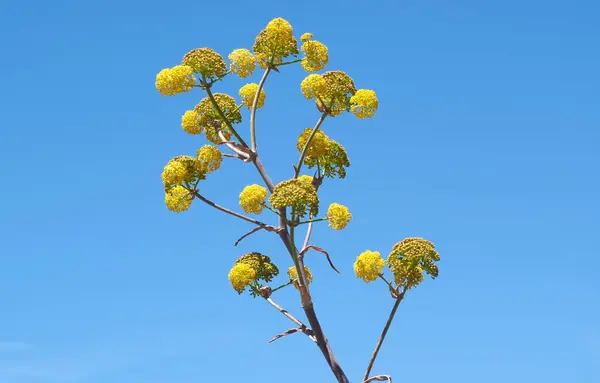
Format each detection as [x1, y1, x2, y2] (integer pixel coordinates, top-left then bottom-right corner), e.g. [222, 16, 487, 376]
[218, 131, 252, 160]
[234, 225, 280, 247]
[363, 290, 406, 382]
[294, 112, 328, 178]
[191, 191, 269, 228]
[276, 58, 303, 67]
[300, 245, 341, 274]
[270, 279, 295, 293]
[269, 327, 316, 343]
[296, 217, 328, 225]
[264, 297, 316, 342]
[250, 67, 271, 152]
[364, 375, 393, 383]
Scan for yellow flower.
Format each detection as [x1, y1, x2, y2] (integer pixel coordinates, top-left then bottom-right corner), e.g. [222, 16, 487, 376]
[327, 203, 351, 230]
[350, 89, 378, 119]
[304, 139, 350, 179]
[194, 94, 242, 141]
[239, 83, 266, 109]
[228, 48, 256, 78]
[300, 33, 313, 42]
[161, 155, 203, 186]
[239, 184, 268, 214]
[196, 145, 222, 173]
[301, 40, 328, 72]
[387, 238, 440, 289]
[269, 179, 319, 218]
[181, 110, 202, 135]
[297, 128, 331, 158]
[298, 175, 314, 184]
[287, 265, 313, 289]
[319, 71, 357, 116]
[235, 252, 279, 283]
[155, 65, 195, 96]
[182, 48, 227, 79]
[228, 263, 257, 294]
[354, 250, 385, 283]
[300, 74, 327, 100]
[204, 124, 232, 144]
[253, 17, 299, 68]
[165, 185, 193, 213]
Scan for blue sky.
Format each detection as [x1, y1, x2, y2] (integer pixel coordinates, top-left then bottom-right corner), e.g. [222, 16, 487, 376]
[1, 0, 598, 382]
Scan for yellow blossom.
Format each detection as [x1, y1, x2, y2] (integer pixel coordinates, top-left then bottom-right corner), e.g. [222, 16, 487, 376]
[196, 145, 222, 173]
[155, 65, 195, 96]
[300, 74, 327, 100]
[253, 17, 299, 68]
[350, 89, 378, 119]
[194, 94, 242, 141]
[319, 71, 357, 116]
[182, 48, 227, 78]
[239, 83, 266, 109]
[228, 48, 256, 78]
[297, 128, 331, 158]
[235, 253, 279, 283]
[354, 250, 385, 283]
[228, 263, 257, 294]
[287, 265, 313, 289]
[304, 138, 350, 179]
[327, 203, 351, 230]
[165, 185, 193, 213]
[300, 33, 313, 42]
[298, 175, 314, 184]
[387, 237, 440, 289]
[181, 110, 202, 135]
[301, 40, 328, 72]
[161, 155, 203, 187]
[239, 184, 268, 214]
[269, 179, 319, 218]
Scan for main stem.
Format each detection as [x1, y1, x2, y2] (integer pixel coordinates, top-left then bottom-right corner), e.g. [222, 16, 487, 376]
[362, 293, 405, 382]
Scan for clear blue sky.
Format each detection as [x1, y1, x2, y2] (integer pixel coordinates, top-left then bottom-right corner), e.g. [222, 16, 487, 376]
[1, 0, 598, 382]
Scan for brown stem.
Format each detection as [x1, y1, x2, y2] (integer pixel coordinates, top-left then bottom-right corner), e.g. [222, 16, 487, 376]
[191, 191, 269, 228]
[363, 291, 406, 382]
[294, 112, 328, 178]
[250, 67, 271, 152]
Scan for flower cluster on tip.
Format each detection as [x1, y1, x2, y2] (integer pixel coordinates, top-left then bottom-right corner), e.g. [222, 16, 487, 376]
[228, 49, 256, 78]
[253, 17, 299, 68]
[354, 251, 385, 283]
[327, 203, 352, 230]
[182, 48, 227, 79]
[239, 83, 266, 109]
[227, 253, 280, 296]
[288, 266, 313, 289]
[155, 65, 195, 96]
[300, 33, 329, 72]
[297, 128, 350, 179]
[239, 184, 268, 214]
[269, 179, 319, 219]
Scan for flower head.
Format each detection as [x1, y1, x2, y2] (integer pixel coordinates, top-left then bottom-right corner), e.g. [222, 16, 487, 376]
[196, 145, 222, 174]
[387, 237, 440, 289]
[182, 48, 227, 79]
[300, 33, 313, 42]
[350, 89, 378, 119]
[239, 83, 266, 109]
[354, 250, 385, 283]
[253, 17, 299, 68]
[165, 185, 193, 213]
[298, 175, 314, 184]
[301, 40, 328, 72]
[300, 74, 327, 100]
[319, 71, 357, 116]
[228, 263, 257, 294]
[161, 155, 203, 187]
[327, 203, 352, 230]
[181, 110, 202, 135]
[297, 128, 331, 158]
[204, 124, 232, 144]
[269, 179, 319, 218]
[228, 49, 256, 78]
[194, 94, 242, 137]
[304, 139, 350, 179]
[235, 252, 279, 284]
[239, 184, 268, 214]
[287, 266, 313, 289]
[155, 65, 195, 96]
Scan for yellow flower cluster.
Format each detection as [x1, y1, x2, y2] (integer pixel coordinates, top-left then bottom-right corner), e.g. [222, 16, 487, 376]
[228, 48, 256, 78]
[182, 48, 227, 79]
[287, 265, 313, 289]
[235, 252, 279, 284]
[350, 89, 378, 119]
[161, 155, 203, 187]
[354, 250, 385, 283]
[327, 203, 352, 230]
[269, 179, 319, 218]
[181, 110, 202, 135]
[239, 83, 266, 109]
[196, 145, 222, 174]
[191, 93, 241, 143]
[253, 17, 299, 68]
[300, 71, 357, 116]
[298, 175, 314, 185]
[165, 185, 193, 213]
[303, 138, 350, 179]
[300, 33, 313, 42]
[300, 74, 328, 100]
[155, 65, 195, 96]
[239, 184, 268, 214]
[301, 39, 328, 72]
[387, 237, 440, 289]
[296, 128, 331, 158]
[228, 263, 257, 294]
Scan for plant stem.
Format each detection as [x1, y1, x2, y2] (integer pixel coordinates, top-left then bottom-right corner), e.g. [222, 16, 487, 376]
[296, 217, 328, 226]
[203, 80, 249, 148]
[250, 67, 271, 152]
[276, 58, 303, 67]
[363, 291, 406, 382]
[191, 191, 268, 227]
[295, 112, 328, 178]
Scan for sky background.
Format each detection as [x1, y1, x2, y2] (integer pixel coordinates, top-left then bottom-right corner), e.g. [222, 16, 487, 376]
[1, 0, 599, 382]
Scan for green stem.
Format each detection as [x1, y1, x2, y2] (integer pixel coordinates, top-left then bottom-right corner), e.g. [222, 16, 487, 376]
[271, 279, 295, 293]
[296, 217, 328, 226]
[295, 112, 328, 178]
[277, 58, 303, 67]
[203, 77, 249, 148]
[250, 67, 271, 152]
